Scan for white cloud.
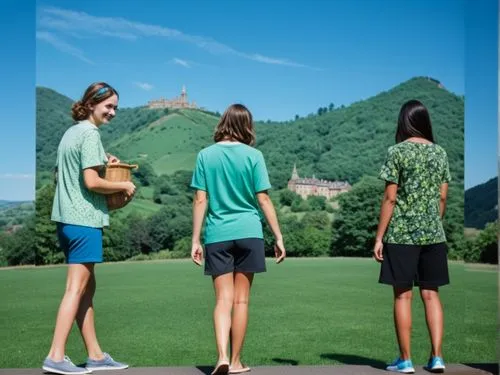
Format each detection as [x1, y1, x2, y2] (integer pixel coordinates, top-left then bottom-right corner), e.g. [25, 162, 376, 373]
[172, 58, 191, 68]
[36, 31, 94, 64]
[134, 82, 154, 91]
[0, 174, 35, 179]
[37, 6, 318, 69]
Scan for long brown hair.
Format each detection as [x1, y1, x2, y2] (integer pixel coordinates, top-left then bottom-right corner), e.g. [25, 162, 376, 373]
[213, 104, 255, 145]
[71, 82, 119, 121]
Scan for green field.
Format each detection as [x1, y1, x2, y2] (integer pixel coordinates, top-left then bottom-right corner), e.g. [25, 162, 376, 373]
[0, 259, 496, 368]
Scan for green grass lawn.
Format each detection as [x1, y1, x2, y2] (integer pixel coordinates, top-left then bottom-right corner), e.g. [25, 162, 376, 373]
[0, 258, 496, 368]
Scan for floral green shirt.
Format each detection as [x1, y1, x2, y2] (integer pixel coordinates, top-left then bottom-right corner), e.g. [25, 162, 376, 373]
[379, 141, 451, 245]
[51, 121, 109, 228]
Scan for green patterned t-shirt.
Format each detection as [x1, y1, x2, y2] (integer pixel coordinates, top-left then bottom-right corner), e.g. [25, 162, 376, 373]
[379, 141, 451, 245]
[51, 120, 109, 228]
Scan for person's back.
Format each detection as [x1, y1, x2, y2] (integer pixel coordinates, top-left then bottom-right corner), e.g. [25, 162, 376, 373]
[381, 141, 450, 245]
[194, 142, 270, 244]
[374, 99, 450, 374]
[190, 104, 285, 375]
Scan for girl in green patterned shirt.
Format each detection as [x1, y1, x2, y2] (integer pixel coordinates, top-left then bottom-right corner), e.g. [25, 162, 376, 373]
[374, 100, 451, 373]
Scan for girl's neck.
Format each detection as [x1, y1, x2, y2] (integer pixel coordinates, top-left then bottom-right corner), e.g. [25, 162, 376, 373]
[219, 138, 239, 143]
[405, 137, 432, 144]
[87, 115, 101, 127]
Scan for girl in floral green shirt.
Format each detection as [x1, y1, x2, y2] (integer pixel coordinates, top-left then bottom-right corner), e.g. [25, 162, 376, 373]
[374, 100, 450, 374]
[43, 83, 135, 375]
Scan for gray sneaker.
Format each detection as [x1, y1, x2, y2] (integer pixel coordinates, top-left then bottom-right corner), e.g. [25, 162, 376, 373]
[85, 353, 128, 371]
[42, 356, 92, 374]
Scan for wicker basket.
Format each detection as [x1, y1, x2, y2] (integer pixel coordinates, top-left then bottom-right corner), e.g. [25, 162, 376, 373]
[104, 163, 138, 210]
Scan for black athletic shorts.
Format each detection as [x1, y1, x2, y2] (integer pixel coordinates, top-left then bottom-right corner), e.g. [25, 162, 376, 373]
[204, 238, 266, 276]
[379, 242, 450, 288]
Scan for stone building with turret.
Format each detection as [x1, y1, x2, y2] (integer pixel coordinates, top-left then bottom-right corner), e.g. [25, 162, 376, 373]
[287, 164, 351, 199]
[148, 85, 198, 109]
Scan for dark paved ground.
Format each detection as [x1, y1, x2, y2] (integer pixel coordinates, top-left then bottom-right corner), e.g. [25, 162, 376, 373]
[0, 363, 497, 375]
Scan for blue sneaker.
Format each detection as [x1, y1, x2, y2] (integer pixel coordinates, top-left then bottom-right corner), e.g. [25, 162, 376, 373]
[425, 356, 446, 373]
[386, 357, 415, 373]
[42, 355, 92, 374]
[85, 353, 128, 371]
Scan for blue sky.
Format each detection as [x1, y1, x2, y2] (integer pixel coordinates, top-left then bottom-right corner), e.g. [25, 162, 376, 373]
[0, 1, 36, 202]
[0, 0, 496, 200]
[36, 0, 465, 119]
[464, 0, 498, 189]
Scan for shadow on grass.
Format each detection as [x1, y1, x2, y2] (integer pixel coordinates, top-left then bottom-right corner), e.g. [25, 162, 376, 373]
[462, 363, 498, 375]
[272, 358, 299, 366]
[320, 353, 386, 370]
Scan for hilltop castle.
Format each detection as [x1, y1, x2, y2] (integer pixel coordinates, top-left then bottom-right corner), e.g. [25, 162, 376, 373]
[287, 164, 351, 199]
[147, 85, 198, 109]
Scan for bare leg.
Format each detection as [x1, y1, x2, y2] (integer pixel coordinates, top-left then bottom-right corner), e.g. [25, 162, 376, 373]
[230, 272, 253, 370]
[420, 287, 444, 358]
[47, 264, 93, 361]
[212, 273, 234, 364]
[76, 272, 104, 360]
[393, 287, 413, 360]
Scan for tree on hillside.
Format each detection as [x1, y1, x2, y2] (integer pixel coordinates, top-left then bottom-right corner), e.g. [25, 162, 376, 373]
[132, 160, 157, 186]
[279, 189, 299, 206]
[331, 176, 385, 257]
[302, 211, 330, 230]
[0, 214, 36, 266]
[307, 195, 327, 211]
[463, 221, 499, 264]
[35, 184, 60, 264]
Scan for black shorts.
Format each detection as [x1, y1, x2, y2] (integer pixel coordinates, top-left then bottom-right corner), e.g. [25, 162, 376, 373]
[379, 242, 450, 288]
[204, 238, 266, 276]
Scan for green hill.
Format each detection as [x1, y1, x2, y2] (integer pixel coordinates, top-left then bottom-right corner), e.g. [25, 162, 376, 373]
[107, 110, 219, 175]
[36, 76, 464, 221]
[29, 76, 466, 264]
[465, 177, 498, 229]
[37, 77, 464, 191]
[254, 77, 463, 189]
[36, 87, 171, 173]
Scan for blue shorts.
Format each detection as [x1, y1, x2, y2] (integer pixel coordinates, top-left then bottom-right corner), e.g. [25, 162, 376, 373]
[56, 223, 103, 264]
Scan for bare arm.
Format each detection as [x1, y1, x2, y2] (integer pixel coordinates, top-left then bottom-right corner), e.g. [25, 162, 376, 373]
[192, 190, 208, 244]
[373, 182, 398, 262]
[191, 190, 208, 266]
[439, 183, 448, 218]
[375, 183, 398, 242]
[83, 167, 135, 196]
[256, 191, 286, 263]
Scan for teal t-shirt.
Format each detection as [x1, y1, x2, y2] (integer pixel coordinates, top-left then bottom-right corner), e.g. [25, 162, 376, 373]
[190, 142, 272, 244]
[379, 141, 451, 245]
[51, 120, 109, 228]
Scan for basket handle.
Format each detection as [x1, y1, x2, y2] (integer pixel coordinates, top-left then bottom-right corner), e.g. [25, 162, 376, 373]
[106, 163, 139, 170]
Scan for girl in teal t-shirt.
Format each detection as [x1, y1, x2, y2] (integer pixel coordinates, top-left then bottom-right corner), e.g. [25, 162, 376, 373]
[43, 83, 135, 375]
[190, 104, 286, 375]
[373, 100, 450, 373]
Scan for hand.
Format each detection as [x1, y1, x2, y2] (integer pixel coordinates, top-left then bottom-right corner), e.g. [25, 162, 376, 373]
[107, 153, 120, 164]
[191, 241, 203, 266]
[122, 181, 136, 198]
[373, 239, 384, 262]
[274, 238, 286, 264]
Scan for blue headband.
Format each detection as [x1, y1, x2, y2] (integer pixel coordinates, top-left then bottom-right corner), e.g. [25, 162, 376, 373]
[94, 86, 110, 99]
